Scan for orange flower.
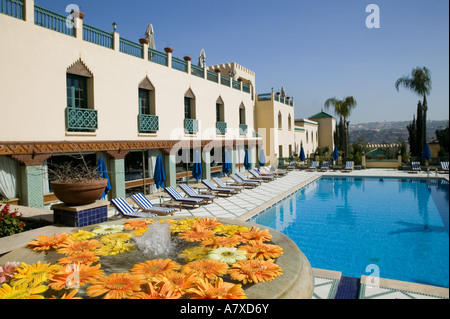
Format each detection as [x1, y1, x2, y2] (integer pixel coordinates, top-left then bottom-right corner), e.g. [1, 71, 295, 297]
[57, 251, 100, 266]
[153, 271, 199, 296]
[192, 217, 222, 230]
[201, 236, 240, 249]
[132, 282, 181, 299]
[130, 259, 181, 282]
[239, 240, 284, 260]
[228, 259, 282, 284]
[178, 225, 215, 242]
[56, 238, 101, 255]
[86, 273, 146, 299]
[27, 233, 68, 251]
[48, 263, 104, 290]
[51, 289, 82, 299]
[124, 219, 154, 230]
[187, 277, 246, 299]
[181, 260, 228, 282]
[236, 226, 272, 243]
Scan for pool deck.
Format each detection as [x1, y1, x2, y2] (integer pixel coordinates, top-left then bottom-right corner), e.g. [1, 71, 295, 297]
[1, 168, 448, 299]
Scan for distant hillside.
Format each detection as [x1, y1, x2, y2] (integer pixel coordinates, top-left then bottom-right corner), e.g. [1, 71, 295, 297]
[348, 120, 448, 144]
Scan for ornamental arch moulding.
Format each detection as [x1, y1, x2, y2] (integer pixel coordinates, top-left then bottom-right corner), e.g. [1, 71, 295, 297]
[66, 58, 93, 78]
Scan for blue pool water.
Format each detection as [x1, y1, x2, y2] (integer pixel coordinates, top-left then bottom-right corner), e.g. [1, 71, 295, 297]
[251, 177, 449, 288]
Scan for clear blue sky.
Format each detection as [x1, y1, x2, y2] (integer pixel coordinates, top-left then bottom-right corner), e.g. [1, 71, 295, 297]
[36, 0, 449, 124]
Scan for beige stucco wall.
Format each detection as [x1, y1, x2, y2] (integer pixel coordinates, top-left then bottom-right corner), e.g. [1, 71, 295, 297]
[295, 119, 319, 158]
[0, 13, 254, 143]
[313, 117, 336, 151]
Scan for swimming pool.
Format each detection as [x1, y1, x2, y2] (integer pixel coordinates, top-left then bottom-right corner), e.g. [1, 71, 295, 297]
[250, 177, 449, 288]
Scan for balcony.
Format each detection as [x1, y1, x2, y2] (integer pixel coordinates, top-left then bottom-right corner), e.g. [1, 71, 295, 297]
[184, 118, 199, 134]
[239, 124, 248, 135]
[216, 121, 227, 135]
[138, 114, 159, 133]
[65, 107, 98, 132]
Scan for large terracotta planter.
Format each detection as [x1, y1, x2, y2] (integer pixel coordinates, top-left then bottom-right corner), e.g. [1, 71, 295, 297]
[50, 179, 108, 206]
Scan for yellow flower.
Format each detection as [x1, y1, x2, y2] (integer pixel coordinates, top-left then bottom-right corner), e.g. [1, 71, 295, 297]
[100, 232, 132, 244]
[0, 283, 48, 299]
[213, 225, 248, 237]
[92, 224, 124, 235]
[178, 246, 212, 263]
[10, 261, 61, 287]
[96, 241, 134, 256]
[68, 230, 97, 241]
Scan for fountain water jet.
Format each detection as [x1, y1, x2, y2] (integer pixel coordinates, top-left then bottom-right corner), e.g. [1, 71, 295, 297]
[134, 221, 174, 258]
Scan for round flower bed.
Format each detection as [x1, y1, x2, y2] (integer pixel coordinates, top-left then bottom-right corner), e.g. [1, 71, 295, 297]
[0, 217, 313, 299]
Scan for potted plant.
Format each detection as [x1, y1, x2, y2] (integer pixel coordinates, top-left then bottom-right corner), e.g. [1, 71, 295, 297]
[139, 38, 149, 45]
[183, 56, 192, 62]
[49, 161, 107, 206]
[164, 47, 173, 53]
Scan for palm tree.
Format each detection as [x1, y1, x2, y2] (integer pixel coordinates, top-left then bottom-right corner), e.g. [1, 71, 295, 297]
[395, 66, 432, 152]
[324, 96, 357, 157]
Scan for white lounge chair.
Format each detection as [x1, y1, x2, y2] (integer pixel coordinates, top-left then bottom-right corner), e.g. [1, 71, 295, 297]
[236, 172, 262, 185]
[179, 184, 216, 203]
[229, 174, 259, 188]
[342, 161, 354, 172]
[248, 169, 274, 181]
[131, 193, 178, 215]
[307, 161, 319, 171]
[111, 197, 158, 219]
[201, 179, 238, 196]
[212, 177, 244, 192]
[319, 161, 330, 172]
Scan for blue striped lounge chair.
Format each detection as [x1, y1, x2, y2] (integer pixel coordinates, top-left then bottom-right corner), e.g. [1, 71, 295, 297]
[411, 161, 421, 173]
[229, 174, 259, 188]
[307, 161, 319, 171]
[319, 161, 330, 172]
[164, 186, 205, 209]
[236, 172, 262, 185]
[179, 184, 216, 203]
[439, 161, 449, 173]
[286, 161, 297, 170]
[131, 193, 178, 215]
[201, 179, 238, 196]
[111, 197, 158, 219]
[212, 177, 244, 192]
[248, 169, 273, 182]
[342, 161, 354, 172]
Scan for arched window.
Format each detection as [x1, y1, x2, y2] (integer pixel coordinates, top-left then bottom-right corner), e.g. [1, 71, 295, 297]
[138, 77, 157, 133]
[184, 88, 198, 134]
[288, 114, 292, 130]
[278, 111, 282, 129]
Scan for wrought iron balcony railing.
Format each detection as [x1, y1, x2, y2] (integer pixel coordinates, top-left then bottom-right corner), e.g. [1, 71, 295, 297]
[239, 124, 248, 135]
[138, 114, 159, 133]
[216, 121, 227, 135]
[184, 118, 199, 134]
[65, 107, 98, 132]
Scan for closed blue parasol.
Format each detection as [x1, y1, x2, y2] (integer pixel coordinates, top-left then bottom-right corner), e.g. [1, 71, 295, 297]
[299, 146, 306, 162]
[244, 149, 251, 170]
[96, 157, 111, 200]
[258, 148, 266, 167]
[222, 150, 231, 175]
[422, 143, 431, 161]
[333, 145, 339, 161]
[192, 151, 202, 181]
[153, 155, 165, 190]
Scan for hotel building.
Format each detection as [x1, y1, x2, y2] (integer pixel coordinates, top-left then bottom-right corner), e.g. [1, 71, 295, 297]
[0, 0, 335, 208]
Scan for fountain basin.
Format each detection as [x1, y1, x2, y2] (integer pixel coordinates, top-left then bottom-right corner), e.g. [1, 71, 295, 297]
[0, 217, 314, 299]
